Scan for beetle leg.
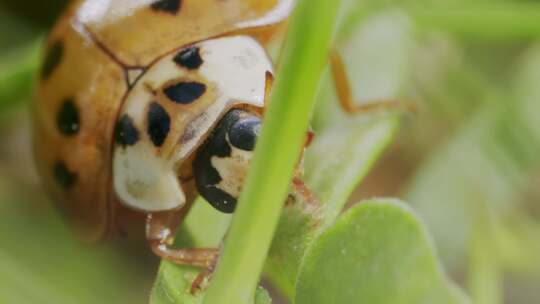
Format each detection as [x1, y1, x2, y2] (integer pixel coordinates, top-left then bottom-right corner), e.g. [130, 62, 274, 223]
[263, 71, 274, 109]
[329, 49, 416, 115]
[149, 241, 220, 269]
[304, 130, 315, 147]
[291, 177, 321, 214]
[146, 209, 220, 269]
[191, 270, 214, 294]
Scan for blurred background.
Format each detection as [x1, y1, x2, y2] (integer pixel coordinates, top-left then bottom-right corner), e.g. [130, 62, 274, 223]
[1, 0, 540, 303]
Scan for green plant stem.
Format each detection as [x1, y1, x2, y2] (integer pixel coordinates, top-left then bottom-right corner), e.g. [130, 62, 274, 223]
[341, 3, 540, 40]
[409, 4, 540, 38]
[202, 1, 341, 303]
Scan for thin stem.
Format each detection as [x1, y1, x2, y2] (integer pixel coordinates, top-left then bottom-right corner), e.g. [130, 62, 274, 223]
[202, 1, 342, 303]
[409, 3, 540, 38]
[339, 3, 540, 41]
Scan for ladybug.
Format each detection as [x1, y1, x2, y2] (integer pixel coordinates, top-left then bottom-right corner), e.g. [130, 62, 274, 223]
[33, 0, 403, 275]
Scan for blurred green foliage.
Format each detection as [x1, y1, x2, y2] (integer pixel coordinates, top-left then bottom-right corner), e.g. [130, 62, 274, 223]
[1, 0, 540, 303]
[0, 0, 68, 27]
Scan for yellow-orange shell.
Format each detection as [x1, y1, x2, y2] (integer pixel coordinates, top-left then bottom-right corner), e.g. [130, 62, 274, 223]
[32, 0, 291, 242]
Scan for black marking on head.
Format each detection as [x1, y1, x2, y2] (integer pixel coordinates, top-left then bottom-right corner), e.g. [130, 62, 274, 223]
[201, 187, 237, 213]
[147, 102, 171, 147]
[57, 98, 80, 136]
[229, 118, 261, 151]
[54, 161, 77, 189]
[115, 115, 139, 148]
[194, 143, 238, 213]
[174, 47, 203, 70]
[194, 109, 261, 213]
[163, 81, 206, 105]
[42, 40, 64, 80]
[151, 0, 181, 14]
[203, 109, 245, 158]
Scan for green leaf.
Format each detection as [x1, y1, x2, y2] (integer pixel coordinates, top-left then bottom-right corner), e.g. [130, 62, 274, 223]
[306, 118, 398, 225]
[265, 10, 412, 300]
[264, 118, 398, 300]
[296, 200, 470, 304]
[264, 199, 323, 299]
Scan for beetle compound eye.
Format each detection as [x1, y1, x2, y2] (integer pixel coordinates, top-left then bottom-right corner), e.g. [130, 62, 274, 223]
[228, 117, 261, 152]
[194, 110, 260, 213]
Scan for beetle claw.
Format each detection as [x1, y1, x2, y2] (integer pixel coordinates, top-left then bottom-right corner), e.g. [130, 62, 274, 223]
[305, 130, 315, 147]
[190, 270, 214, 294]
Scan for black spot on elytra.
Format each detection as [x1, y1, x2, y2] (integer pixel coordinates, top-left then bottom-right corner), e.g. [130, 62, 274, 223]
[174, 47, 203, 70]
[229, 118, 261, 151]
[151, 0, 182, 14]
[57, 99, 80, 136]
[54, 161, 77, 189]
[147, 102, 171, 147]
[42, 41, 64, 80]
[115, 115, 139, 147]
[163, 81, 206, 104]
